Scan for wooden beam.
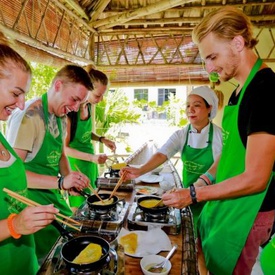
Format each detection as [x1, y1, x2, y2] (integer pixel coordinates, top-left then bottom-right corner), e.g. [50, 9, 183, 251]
[89, 0, 111, 22]
[54, 0, 95, 32]
[91, 0, 195, 30]
[97, 64, 204, 69]
[108, 79, 210, 88]
[98, 28, 193, 36]
[59, 0, 89, 20]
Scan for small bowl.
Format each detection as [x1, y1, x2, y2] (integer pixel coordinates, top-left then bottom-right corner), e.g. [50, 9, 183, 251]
[140, 254, 171, 275]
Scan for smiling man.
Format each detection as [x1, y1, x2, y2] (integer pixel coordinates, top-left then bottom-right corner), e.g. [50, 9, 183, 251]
[6, 65, 93, 262]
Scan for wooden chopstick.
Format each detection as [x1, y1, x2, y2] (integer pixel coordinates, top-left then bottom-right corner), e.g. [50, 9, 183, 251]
[74, 165, 105, 203]
[152, 187, 177, 208]
[3, 188, 81, 231]
[109, 171, 126, 200]
[107, 157, 116, 163]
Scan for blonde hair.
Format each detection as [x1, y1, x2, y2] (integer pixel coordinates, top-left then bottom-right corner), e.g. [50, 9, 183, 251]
[192, 6, 258, 49]
[85, 64, 109, 86]
[0, 31, 31, 78]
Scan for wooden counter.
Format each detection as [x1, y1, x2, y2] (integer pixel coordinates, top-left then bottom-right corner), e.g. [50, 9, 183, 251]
[105, 184, 197, 274]
[112, 141, 198, 274]
[38, 141, 198, 274]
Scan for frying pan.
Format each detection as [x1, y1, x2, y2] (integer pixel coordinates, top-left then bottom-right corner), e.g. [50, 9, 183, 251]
[52, 220, 110, 270]
[137, 195, 168, 214]
[74, 188, 120, 212]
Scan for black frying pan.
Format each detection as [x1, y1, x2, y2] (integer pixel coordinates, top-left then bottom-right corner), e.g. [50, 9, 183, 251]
[52, 220, 110, 270]
[74, 188, 119, 212]
[137, 195, 168, 214]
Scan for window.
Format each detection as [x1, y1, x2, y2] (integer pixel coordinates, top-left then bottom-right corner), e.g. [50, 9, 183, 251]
[158, 88, 176, 105]
[134, 89, 148, 101]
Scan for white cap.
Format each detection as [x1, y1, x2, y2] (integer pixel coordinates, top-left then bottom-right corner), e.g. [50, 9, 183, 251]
[189, 86, 219, 119]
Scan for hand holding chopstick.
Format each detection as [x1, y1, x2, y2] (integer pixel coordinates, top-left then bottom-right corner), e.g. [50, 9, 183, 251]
[3, 188, 81, 232]
[74, 165, 105, 204]
[109, 171, 126, 200]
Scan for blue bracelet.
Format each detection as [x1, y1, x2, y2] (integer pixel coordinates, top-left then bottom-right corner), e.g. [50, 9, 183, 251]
[204, 171, 215, 184]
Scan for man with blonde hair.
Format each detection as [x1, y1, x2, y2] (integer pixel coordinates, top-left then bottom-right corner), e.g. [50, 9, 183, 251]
[162, 6, 275, 275]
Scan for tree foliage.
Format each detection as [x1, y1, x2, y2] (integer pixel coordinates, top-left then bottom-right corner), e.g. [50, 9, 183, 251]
[28, 63, 58, 99]
[95, 89, 141, 137]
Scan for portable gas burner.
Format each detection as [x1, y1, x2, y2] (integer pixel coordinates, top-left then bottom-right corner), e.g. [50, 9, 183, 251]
[71, 200, 130, 241]
[127, 202, 181, 235]
[38, 200, 128, 274]
[38, 237, 124, 275]
[96, 177, 135, 191]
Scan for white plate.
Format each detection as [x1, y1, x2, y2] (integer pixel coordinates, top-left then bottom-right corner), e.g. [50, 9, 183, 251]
[121, 231, 148, 258]
[118, 229, 172, 258]
[138, 174, 163, 183]
[135, 186, 158, 195]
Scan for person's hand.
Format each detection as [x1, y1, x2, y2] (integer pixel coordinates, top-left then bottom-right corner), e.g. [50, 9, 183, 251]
[120, 167, 142, 180]
[162, 188, 192, 209]
[93, 154, 108, 164]
[12, 204, 59, 235]
[62, 171, 90, 191]
[102, 138, 116, 152]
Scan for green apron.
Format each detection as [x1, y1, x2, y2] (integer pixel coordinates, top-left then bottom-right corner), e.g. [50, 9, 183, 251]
[0, 133, 39, 274]
[181, 123, 214, 234]
[198, 59, 272, 274]
[260, 237, 275, 275]
[25, 93, 72, 261]
[68, 103, 98, 208]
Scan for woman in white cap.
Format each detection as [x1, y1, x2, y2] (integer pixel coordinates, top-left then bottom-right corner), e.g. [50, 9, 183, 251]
[121, 86, 222, 231]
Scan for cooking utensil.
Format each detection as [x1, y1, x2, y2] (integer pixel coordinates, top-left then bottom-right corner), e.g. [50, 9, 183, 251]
[137, 195, 168, 214]
[73, 188, 120, 211]
[151, 198, 164, 208]
[87, 193, 120, 212]
[108, 171, 126, 199]
[107, 156, 116, 163]
[3, 187, 81, 231]
[148, 244, 177, 273]
[52, 220, 110, 271]
[149, 188, 176, 208]
[74, 165, 105, 203]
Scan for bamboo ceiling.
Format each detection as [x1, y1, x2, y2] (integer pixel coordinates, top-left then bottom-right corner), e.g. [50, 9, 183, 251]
[0, 0, 275, 87]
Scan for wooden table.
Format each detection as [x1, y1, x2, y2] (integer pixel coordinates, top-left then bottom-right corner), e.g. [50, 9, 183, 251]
[38, 141, 198, 274]
[107, 184, 196, 274]
[109, 140, 198, 274]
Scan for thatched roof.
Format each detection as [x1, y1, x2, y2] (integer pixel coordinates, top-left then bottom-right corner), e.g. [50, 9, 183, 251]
[1, 0, 275, 86]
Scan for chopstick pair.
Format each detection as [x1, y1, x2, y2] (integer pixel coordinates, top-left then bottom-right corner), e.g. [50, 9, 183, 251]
[107, 156, 116, 163]
[74, 165, 105, 204]
[3, 188, 81, 232]
[152, 187, 177, 207]
[109, 171, 126, 200]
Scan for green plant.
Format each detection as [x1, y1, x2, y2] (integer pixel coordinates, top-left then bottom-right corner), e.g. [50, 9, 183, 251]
[28, 63, 58, 99]
[95, 88, 141, 152]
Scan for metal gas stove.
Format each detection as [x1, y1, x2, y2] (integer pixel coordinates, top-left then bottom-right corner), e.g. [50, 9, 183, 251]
[72, 199, 130, 241]
[38, 236, 124, 275]
[127, 201, 181, 235]
[38, 201, 129, 274]
[96, 177, 135, 191]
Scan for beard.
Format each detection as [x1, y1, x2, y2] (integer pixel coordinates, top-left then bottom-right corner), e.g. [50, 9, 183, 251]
[220, 54, 239, 82]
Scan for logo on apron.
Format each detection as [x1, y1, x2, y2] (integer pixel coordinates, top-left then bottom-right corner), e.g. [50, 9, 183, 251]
[183, 160, 204, 173]
[82, 131, 91, 143]
[47, 150, 61, 165]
